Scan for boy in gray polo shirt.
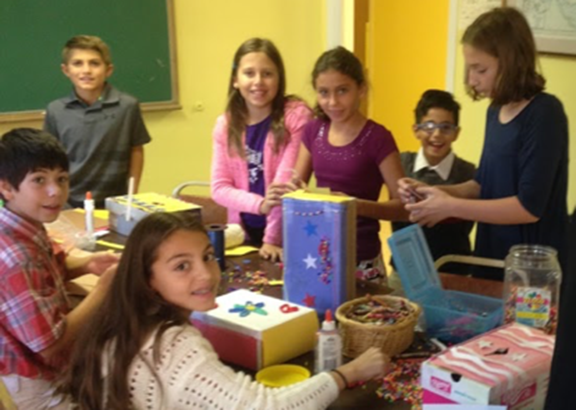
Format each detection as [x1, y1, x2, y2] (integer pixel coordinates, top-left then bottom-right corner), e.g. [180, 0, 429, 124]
[44, 35, 151, 208]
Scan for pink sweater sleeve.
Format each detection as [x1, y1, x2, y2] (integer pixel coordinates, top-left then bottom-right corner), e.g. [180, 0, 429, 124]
[210, 115, 264, 216]
[263, 102, 313, 246]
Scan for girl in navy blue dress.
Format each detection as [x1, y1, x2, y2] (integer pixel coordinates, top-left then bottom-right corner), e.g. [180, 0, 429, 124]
[399, 7, 569, 281]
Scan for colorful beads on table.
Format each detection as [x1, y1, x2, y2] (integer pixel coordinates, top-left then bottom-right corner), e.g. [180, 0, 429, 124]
[376, 359, 423, 409]
[345, 296, 413, 326]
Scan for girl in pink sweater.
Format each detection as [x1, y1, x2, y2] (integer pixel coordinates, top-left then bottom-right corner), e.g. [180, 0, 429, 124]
[211, 38, 312, 262]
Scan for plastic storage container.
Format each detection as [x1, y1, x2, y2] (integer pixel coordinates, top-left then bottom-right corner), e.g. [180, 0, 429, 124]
[388, 225, 504, 343]
[503, 244, 561, 334]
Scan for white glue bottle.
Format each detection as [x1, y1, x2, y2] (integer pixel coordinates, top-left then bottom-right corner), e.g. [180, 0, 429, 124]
[84, 191, 95, 237]
[315, 309, 342, 374]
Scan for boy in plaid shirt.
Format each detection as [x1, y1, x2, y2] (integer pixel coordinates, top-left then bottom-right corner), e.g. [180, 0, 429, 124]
[0, 129, 118, 409]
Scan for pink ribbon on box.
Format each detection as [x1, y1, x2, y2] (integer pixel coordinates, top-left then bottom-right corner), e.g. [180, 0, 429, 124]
[495, 330, 554, 355]
[438, 355, 502, 386]
[459, 346, 528, 382]
[450, 347, 516, 389]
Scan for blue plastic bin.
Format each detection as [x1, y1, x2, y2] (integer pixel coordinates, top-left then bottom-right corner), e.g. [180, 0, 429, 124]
[388, 225, 503, 343]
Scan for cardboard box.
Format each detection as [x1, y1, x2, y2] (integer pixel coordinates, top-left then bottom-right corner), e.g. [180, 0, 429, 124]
[105, 192, 201, 236]
[421, 323, 554, 409]
[191, 289, 319, 370]
[389, 225, 503, 343]
[282, 191, 356, 318]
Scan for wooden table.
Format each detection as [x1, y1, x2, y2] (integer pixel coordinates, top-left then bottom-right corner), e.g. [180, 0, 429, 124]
[85, 227, 503, 410]
[221, 254, 503, 410]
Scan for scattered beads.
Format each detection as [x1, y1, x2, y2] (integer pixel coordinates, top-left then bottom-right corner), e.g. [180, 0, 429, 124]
[376, 359, 423, 409]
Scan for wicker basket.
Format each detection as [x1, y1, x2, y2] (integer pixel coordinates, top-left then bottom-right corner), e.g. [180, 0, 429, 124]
[336, 295, 421, 358]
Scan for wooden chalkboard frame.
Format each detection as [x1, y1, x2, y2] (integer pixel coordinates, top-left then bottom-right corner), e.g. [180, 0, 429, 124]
[0, 0, 179, 123]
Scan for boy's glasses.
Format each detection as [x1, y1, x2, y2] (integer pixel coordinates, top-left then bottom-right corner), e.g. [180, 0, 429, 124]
[416, 121, 458, 135]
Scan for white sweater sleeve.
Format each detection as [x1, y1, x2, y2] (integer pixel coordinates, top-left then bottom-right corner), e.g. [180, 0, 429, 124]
[128, 326, 339, 410]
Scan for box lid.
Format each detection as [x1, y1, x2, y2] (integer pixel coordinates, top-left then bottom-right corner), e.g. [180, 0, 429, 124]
[192, 289, 317, 337]
[388, 224, 441, 301]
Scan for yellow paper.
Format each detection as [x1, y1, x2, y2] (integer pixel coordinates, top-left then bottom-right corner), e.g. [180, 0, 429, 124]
[96, 240, 125, 250]
[283, 189, 354, 203]
[225, 245, 258, 256]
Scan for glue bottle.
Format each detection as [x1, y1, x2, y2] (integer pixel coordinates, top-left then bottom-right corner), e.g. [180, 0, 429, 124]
[315, 309, 342, 374]
[84, 191, 95, 236]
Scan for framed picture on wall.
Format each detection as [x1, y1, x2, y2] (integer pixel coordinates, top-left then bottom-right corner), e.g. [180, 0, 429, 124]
[506, 0, 576, 55]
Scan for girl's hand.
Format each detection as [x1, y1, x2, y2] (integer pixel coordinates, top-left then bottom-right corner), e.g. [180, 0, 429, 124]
[334, 347, 391, 388]
[259, 243, 283, 262]
[260, 182, 290, 215]
[96, 263, 118, 290]
[85, 252, 120, 276]
[398, 177, 428, 204]
[405, 186, 455, 227]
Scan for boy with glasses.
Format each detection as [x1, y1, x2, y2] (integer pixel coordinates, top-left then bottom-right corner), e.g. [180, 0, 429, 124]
[391, 90, 476, 275]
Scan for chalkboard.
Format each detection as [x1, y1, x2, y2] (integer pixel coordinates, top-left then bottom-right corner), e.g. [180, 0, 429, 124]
[0, 0, 178, 122]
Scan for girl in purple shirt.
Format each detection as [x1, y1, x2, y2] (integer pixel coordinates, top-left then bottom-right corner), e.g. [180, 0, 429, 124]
[292, 47, 405, 283]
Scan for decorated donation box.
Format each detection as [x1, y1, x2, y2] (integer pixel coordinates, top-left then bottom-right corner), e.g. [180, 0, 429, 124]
[105, 193, 201, 236]
[421, 323, 555, 409]
[282, 191, 356, 317]
[191, 289, 318, 371]
[389, 225, 504, 343]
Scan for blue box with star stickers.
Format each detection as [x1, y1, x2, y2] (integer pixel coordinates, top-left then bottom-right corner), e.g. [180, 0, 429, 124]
[282, 191, 357, 318]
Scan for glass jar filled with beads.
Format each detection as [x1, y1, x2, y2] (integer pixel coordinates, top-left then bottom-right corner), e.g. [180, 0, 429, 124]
[503, 244, 561, 334]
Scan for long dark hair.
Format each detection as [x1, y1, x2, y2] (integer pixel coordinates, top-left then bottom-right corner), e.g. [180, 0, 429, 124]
[59, 212, 207, 409]
[225, 37, 295, 156]
[311, 46, 366, 120]
[462, 7, 545, 105]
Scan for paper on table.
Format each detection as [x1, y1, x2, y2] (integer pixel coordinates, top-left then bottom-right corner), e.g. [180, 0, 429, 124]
[423, 405, 507, 410]
[225, 245, 259, 256]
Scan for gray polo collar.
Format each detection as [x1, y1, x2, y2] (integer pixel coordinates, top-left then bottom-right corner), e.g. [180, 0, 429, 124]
[64, 83, 120, 108]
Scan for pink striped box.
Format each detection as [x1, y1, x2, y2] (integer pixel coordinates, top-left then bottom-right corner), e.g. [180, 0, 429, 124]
[421, 323, 554, 409]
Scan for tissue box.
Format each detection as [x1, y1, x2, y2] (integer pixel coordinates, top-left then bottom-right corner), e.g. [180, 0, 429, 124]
[389, 225, 503, 343]
[282, 191, 356, 317]
[421, 323, 554, 409]
[191, 289, 319, 370]
[105, 192, 201, 236]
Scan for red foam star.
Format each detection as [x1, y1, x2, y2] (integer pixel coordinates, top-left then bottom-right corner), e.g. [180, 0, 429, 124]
[303, 293, 316, 307]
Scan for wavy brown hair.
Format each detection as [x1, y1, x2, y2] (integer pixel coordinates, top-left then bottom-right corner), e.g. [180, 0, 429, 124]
[58, 212, 207, 409]
[226, 38, 297, 157]
[462, 7, 545, 105]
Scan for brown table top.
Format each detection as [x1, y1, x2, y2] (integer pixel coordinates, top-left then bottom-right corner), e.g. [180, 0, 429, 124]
[94, 229, 503, 410]
[221, 254, 503, 410]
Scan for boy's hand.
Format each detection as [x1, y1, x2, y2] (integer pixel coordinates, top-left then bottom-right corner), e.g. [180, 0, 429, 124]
[405, 187, 455, 227]
[259, 243, 283, 262]
[398, 178, 428, 204]
[86, 251, 120, 276]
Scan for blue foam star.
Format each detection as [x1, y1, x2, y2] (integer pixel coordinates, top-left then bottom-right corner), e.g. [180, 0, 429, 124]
[304, 220, 318, 236]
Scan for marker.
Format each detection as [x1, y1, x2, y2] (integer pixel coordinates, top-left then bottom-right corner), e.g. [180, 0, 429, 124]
[84, 191, 95, 236]
[126, 177, 134, 221]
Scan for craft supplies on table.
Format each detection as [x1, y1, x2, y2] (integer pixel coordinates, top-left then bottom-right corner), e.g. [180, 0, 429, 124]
[105, 192, 201, 236]
[282, 190, 356, 318]
[336, 294, 420, 357]
[256, 364, 311, 387]
[503, 244, 561, 334]
[389, 225, 503, 344]
[191, 289, 318, 370]
[421, 323, 555, 409]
